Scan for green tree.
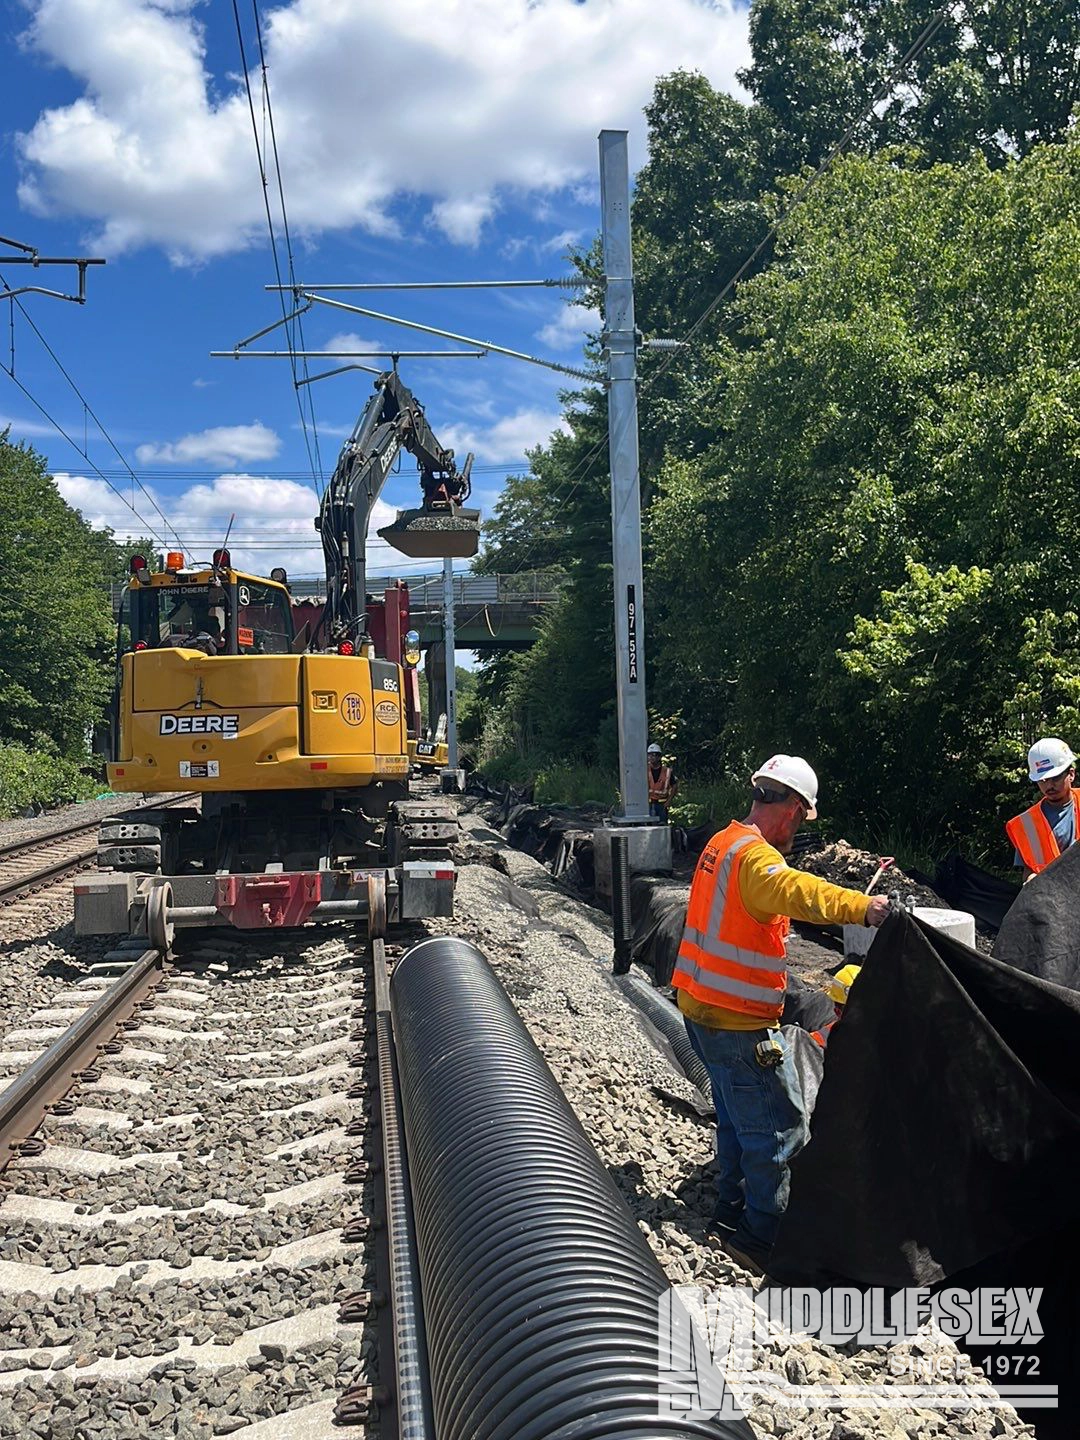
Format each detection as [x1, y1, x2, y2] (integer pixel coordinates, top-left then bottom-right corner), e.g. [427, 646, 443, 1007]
[0, 432, 117, 759]
[648, 137, 1080, 853]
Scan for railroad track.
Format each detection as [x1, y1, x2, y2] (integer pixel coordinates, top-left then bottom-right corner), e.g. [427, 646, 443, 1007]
[0, 919, 402, 1438]
[0, 795, 196, 907]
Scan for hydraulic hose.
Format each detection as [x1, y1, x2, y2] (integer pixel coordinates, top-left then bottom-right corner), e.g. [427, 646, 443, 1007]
[390, 936, 753, 1440]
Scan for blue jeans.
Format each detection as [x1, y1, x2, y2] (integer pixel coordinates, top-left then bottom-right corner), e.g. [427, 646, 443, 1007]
[685, 1019, 809, 1252]
[649, 800, 669, 822]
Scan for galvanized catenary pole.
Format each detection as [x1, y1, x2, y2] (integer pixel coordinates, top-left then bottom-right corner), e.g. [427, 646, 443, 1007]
[442, 556, 459, 770]
[600, 130, 648, 821]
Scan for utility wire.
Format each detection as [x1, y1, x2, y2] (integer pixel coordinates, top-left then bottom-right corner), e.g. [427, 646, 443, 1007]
[646, 5, 951, 385]
[231, 0, 323, 500]
[0, 269, 191, 558]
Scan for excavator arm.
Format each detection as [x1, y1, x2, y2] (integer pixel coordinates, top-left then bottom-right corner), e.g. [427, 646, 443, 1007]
[316, 370, 472, 645]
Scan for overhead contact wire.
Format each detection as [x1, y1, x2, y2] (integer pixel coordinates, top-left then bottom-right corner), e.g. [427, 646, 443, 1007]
[231, 0, 323, 501]
[250, 0, 325, 492]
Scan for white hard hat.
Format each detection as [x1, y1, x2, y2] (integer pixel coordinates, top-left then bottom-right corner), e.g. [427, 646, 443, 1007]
[1027, 737, 1075, 783]
[647, 743, 662, 754]
[751, 754, 819, 819]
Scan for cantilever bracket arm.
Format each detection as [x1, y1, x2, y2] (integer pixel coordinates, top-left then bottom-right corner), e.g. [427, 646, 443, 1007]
[0, 240, 106, 305]
[217, 300, 316, 355]
[296, 291, 601, 385]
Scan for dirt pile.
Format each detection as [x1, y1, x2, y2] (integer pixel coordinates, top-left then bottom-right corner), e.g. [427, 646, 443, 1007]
[798, 838, 944, 910]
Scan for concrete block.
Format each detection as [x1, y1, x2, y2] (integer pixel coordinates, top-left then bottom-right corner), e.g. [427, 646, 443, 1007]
[439, 767, 465, 794]
[593, 822, 673, 901]
[843, 904, 976, 959]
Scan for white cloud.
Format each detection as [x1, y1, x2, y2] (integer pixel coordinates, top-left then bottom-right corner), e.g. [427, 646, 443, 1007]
[428, 194, 498, 247]
[16, 0, 750, 260]
[537, 303, 600, 351]
[55, 469, 405, 579]
[1, 414, 66, 440]
[440, 408, 567, 464]
[322, 331, 382, 357]
[544, 228, 585, 253]
[191, 377, 214, 389]
[135, 422, 281, 466]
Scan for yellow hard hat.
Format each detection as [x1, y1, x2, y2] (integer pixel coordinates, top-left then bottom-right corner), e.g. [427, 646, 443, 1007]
[825, 963, 861, 1006]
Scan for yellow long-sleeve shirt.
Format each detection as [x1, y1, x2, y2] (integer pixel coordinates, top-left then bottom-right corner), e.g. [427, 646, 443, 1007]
[677, 837, 871, 1031]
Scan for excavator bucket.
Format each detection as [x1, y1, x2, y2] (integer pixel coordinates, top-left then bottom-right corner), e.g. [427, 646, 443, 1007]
[378, 506, 481, 560]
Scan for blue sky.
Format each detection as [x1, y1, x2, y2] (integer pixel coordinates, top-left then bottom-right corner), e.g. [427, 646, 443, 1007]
[1, 0, 749, 586]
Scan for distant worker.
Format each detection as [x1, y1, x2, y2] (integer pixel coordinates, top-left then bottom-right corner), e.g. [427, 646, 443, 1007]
[672, 754, 889, 1275]
[810, 963, 861, 1048]
[1006, 738, 1080, 881]
[647, 743, 678, 822]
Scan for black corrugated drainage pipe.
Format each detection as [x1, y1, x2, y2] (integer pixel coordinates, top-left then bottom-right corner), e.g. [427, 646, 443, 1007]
[615, 970, 713, 1113]
[390, 936, 755, 1440]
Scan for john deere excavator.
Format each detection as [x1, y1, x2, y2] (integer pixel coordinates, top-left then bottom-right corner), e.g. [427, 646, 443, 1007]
[76, 371, 478, 946]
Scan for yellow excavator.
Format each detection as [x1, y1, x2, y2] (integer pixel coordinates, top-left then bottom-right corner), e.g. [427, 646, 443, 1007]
[76, 371, 477, 946]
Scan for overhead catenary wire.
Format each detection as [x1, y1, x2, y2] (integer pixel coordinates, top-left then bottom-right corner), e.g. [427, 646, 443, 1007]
[1, 365, 174, 555]
[250, 0, 325, 488]
[0, 271, 191, 558]
[231, 0, 324, 500]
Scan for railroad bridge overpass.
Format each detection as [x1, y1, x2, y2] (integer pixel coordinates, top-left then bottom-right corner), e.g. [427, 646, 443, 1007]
[290, 570, 562, 652]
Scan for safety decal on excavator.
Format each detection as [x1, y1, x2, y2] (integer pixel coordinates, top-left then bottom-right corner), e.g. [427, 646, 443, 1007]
[375, 699, 400, 725]
[238, 626, 255, 648]
[160, 714, 239, 737]
[179, 761, 220, 779]
[341, 693, 366, 726]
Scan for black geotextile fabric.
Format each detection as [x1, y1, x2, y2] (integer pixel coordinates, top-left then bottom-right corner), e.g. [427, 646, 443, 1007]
[933, 850, 1021, 932]
[992, 839, 1080, 987]
[770, 909, 1080, 1435]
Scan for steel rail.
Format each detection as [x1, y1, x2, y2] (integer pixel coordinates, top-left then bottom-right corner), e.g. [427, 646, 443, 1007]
[0, 848, 106, 905]
[0, 793, 197, 864]
[337, 930, 435, 1433]
[0, 795, 198, 906]
[0, 946, 167, 1172]
[373, 936, 436, 1438]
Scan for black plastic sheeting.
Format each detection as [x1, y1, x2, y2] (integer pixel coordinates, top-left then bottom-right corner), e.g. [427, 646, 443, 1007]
[928, 851, 1020, 932]
[390, 937, 755, 1440]
[770, 910, 1080, 1436]
[992, 840, 1080, 988]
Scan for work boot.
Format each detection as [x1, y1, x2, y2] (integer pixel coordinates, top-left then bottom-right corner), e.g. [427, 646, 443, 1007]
[719, 1233, 771, 1279]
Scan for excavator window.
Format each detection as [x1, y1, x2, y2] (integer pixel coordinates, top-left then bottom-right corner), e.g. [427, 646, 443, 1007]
[124, 577, 293, 656]
[141, 588, 228, 653]
[235, 581, 293, 654]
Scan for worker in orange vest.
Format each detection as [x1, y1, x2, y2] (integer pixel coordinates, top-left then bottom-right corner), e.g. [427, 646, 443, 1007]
[1005, 738, 1080, 882]
[647, 743, 678, 822]
[673, 754, 889, 1275]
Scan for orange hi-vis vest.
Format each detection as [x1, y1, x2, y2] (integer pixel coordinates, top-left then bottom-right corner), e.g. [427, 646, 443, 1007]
[673, 821, 790, 1023]
[648, 764, 675, 803]
[1005, 790, 1080, 875]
